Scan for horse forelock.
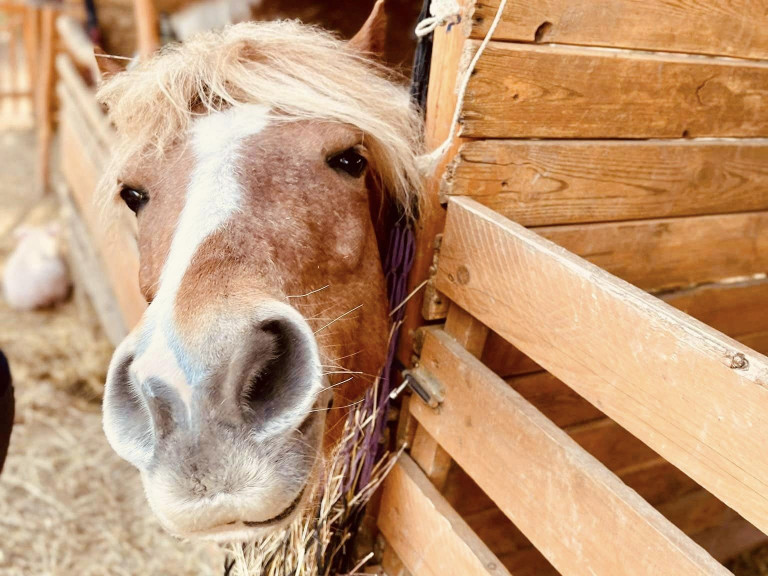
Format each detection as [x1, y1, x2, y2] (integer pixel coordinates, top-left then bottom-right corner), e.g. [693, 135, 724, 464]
[96, 20, 424, 225]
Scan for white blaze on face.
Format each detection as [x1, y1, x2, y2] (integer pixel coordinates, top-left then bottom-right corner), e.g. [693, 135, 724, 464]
[133, 105, 272, 401]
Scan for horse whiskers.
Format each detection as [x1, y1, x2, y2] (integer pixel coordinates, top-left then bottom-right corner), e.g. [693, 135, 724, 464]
[286, 285, 330, 299]
[313, 304, 363, 335]
[327, 350, 363, 363]
[319, 376, 354, 393]
[307, 398, 365, 414]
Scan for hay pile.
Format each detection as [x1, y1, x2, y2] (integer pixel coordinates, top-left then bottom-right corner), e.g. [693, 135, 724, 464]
[227, 385, 400, 576]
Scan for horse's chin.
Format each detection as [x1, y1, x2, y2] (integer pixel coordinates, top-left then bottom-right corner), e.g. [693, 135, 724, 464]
[160, 467, 319, 543]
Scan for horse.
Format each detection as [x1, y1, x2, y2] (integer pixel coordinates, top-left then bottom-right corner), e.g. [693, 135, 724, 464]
[97, 2, 423, 542]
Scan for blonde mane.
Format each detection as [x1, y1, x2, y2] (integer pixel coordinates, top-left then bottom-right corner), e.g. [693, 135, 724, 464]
[97, 20, 424, 219]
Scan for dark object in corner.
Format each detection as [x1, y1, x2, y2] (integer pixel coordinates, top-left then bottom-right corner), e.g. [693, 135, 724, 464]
[0, 350, 14, 474]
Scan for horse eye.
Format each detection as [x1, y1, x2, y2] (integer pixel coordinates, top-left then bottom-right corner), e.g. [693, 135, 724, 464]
[119, 186, 148, 214]
[327, 148, 368, 178]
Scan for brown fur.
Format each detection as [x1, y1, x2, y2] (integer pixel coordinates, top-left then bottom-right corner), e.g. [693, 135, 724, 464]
[100, 13, 421, 540]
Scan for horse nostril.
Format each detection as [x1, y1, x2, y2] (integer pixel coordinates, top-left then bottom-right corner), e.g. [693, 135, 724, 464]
[103, 351, 155, 468]
[237, 312, 320, 433]
[242, 320, 288, 418]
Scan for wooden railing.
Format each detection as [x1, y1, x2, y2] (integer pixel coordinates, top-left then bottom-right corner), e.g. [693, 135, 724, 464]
[381, 0, 768, 573]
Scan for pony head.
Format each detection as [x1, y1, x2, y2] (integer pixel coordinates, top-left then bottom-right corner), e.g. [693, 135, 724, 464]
[98, 8, 422, 541]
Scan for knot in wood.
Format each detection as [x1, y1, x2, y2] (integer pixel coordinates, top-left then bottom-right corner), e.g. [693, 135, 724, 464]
[729, 352, 749, 371]
[456, 265, 471, 285]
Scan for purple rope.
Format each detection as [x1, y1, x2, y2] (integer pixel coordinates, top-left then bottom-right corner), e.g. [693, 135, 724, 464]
[342, 221, 415, 493]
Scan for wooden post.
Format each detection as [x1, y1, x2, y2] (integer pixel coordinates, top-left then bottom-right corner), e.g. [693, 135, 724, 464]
[133, 0, 159, 59]
[397, 0, 472, 364]
[36, 5, 56, 194]
[409, 305, 489, 490]
[23, 6, 39, 103]
[8, 15, 18, 111]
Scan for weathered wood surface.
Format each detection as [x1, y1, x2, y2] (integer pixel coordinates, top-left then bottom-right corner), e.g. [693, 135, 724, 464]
[56, 54, 114, 151]
[378, 455, 511, 576]
[410, 327, 727, 575]
[506, 370, 601, 427]
[57, 183, 128, 346]
[470, 0, 768, 60]
[460, 42, 768, 139]
[486, 277, 768, 377]
[58, 60, 146, 329]
[444, 139, 768, 226]
[536, 212, 768, 292]
[442, 455, 758, 569]
[397, 0, 471, 354]
[436, 197, 768, 535]
[410, 425, 452, 491]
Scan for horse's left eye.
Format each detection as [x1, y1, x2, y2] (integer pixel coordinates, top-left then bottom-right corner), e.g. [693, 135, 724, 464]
[119, 186, 149, 214]
[327, 148, 368, 178]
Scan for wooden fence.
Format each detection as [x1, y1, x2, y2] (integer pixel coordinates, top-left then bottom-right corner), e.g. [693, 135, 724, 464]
[380, 0, 768, 574]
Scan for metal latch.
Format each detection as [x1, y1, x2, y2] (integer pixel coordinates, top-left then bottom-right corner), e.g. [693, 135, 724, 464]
[400, 366, 444, 409]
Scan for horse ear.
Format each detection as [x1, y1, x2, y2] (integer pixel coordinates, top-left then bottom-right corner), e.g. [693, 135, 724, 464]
[348, 0, 388, 57]
[94, 46, 128, 82]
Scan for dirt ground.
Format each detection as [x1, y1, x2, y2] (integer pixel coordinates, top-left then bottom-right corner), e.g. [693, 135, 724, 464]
[0, 127, 225, 575]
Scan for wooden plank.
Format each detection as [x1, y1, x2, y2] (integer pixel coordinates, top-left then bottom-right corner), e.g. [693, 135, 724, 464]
[619, 458, 699, 508]
[696, 517, 768, 562]
[486, 278, 768, 379]
[397, 0, 471, 360]
[381, 544, 411, 576]
[460, 42, 768, 139]
[443, 459, 748, 566]
[410, 425, 452, 491]
[59, 106, 146, 328]
[658, 489, 737, 538]
[568, 418, 657, 472]
[664, 278, 768, 340]
[378, 455, 511, 576]
[56, 54, 114, 148]
[443, 304, 488, 357]
[470, 0, 768, 60]
[506, 370, 602, 428]
[410, 327, 726, 575]
[482, 331, 540, 377]
[57, 183, 128, 346]
[36, 5, 56, 193]
[444, 140, 768, 226]
[56, 15, 98, 76]
[535, 212, 768, 292]
[134, 0, 160, 59]
[23, 6, 39, 99]
[436, 196, 768, 535]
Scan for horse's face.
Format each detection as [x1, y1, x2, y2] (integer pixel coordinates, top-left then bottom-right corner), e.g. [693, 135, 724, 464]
[103, 109, 391, 541]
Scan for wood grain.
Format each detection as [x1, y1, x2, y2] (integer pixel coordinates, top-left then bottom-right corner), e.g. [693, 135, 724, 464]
[378, 455, 511, 576]
[535, 212, 768, 292]
[397, 0, 471, 359]
[460, 42, 768, 139]
[444, 139, 768, 226]
[410, 425, 452, 491]
[410, 327, 727, 575]
[441, 456, 749, 566]
[57, 63, 146, 329]
[436, 197, 768, 535]
[506, 370, 602, 428]
[470, 0, 768, 60]
[485, 277, 768, 379]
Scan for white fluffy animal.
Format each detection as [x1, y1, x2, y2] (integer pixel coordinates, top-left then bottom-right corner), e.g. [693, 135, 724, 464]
[2, 224, 71, 311]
